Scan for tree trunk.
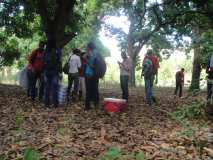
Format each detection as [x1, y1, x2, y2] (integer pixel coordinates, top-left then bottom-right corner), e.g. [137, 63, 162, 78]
[127, 26, 136, 87]
[190, 48, 201, 91]
[129, 59, 136, 87]
[37, 0, 76, 48]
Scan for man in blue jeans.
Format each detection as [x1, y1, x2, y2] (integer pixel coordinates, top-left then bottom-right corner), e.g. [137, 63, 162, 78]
[43, 38, 62, 107]
[142, 49, 156, 106]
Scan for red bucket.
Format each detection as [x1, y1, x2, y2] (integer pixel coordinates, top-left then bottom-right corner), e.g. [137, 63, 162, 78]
[103, 98, 127, 113]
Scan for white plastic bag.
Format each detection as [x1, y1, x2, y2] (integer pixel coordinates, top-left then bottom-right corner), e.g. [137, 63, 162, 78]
[58, 85, 67, 105]
[17, 67, 28, 89]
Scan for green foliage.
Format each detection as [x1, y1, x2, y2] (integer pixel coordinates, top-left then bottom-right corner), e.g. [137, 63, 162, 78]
[168, 101, 207, 159]
[0, 32, 21, 67]
[135, 152, 145, 160]
[24, 148, 40, 160]
[171, 101, 204, 121]
[0, 154, 5, 160]
[15, 112, 24, 128]
[101, 147, 121, 160]
[198, 29, 213, 67]
[101, 147, 146, 160]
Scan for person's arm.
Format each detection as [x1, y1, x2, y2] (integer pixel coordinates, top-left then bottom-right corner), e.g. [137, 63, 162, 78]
[182, 73, 184, 84]
[78, 56, 81, 69]
[155, 70, 158, 84]
[206, 59, 210, 73]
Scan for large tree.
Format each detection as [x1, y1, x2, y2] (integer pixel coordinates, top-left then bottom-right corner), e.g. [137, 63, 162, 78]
[0, 0, 112, 67]
[167, 0, 213, 90]
[0, 0, 81, 47]
[104, 0, 192, 86]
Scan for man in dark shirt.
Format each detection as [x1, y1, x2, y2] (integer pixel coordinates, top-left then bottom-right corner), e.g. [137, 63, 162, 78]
[174, 68, 184, 97]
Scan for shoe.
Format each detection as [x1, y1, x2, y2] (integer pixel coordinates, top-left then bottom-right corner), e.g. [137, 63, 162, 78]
[152, 97, 156, 103]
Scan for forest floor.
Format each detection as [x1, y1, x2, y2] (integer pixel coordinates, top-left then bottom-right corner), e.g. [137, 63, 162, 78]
[0, 84, 213, 160]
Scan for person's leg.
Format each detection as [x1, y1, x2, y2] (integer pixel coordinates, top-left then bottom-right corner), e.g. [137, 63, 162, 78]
[67, 74, 73, 101]
[150, 75, 155, 102]
[174, 81, 178, 96]
[123, 75, 129, 101]
[120, 75, 125, 99]
[52, 74, 59, 107]
[207, 82, 213, 100]
[30, 72, 37, 101]
[81, 77, 86, 100]
[38, 73, 44, 101]
[179, 83, 183, 97]
[85, 78, 91, 110]
[73, 74, 79, 100]
[93, 77, 100, 106]
[144, 77, 151, 105]
[27, 69, 33, 97]
[44, 72, 51, 107]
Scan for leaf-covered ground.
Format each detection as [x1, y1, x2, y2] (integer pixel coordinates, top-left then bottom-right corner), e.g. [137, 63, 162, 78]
[0, 84, 213, 160]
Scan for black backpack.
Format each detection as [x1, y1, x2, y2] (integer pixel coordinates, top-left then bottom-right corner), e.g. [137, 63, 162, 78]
[94, 53, 106, 78]
[44, 48, 60, 71]
[63, 56, 71, 74]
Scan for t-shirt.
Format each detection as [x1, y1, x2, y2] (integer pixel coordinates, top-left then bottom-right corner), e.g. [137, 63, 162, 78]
[27, 48, 44, 73]
[68, 54, 81, 74]
[119, 58, 131, 76]
[176, 71, 184, 83]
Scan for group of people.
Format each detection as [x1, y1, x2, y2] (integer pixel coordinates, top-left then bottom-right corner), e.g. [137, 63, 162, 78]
[26, 35, 189, 109]
[26, 39, 106, 110]
[118, 49, 185, 106]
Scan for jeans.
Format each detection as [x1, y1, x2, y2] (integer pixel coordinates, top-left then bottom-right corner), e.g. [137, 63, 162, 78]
[27, 69, 44, 101]
[120, 75, 129, 100]
[144, 75, 154, 105]
[44, 70, 59, 106]
[85, 76, 99, 110]
[207, 82, 213, 100]
[67, 73, 79, 99]
[174, 81, 183, 97]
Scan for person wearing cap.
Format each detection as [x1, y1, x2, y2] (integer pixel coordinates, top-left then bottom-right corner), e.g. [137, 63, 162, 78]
[118, 51, 131, 101]
[67, 49, 82, 102]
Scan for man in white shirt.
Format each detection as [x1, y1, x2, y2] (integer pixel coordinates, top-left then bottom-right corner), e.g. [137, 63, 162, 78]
[67, 49, 81, 101]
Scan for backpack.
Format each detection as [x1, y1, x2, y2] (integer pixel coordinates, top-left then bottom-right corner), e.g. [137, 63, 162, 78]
[63, 56, 71, 74]
[44, 48, 60, 71]
[94, 53, 106, 78]
[150, 56, 159, 75]
[142, 58, 153, 78]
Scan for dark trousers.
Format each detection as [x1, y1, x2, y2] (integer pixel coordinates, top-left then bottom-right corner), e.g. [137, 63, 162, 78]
[27, 69, 44, 101]
[85, 76, 99, 109]
[67, 73, 79, 99]
[44, 70, 59, 106]
[120, 75, 129, 100]
[174, 81, 182, 97]
[207, 82, 213, 100]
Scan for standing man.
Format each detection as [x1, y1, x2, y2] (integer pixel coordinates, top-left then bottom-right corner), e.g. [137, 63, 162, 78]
[67, 49, 81, 102]
[142, 49, 156, 106]
[43, 38, 62, 107]
[27, 41, 45, 101]
[84, 42, 106, 110]
[118, 52, 131, 101]
[174, 68, 185, 97]
[206, 54, 213, 101]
